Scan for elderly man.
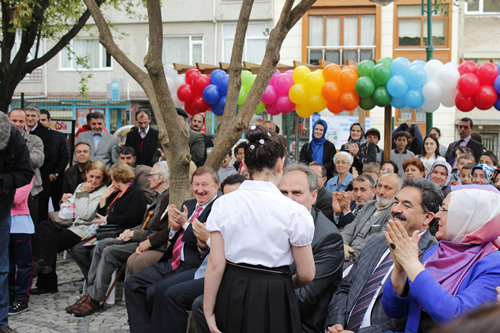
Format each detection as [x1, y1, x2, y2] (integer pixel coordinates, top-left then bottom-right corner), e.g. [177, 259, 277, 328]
[124, 109, 159, 167]
[177, 108, 205, 167]
[75, 112, 119, 169]
[343, 173, 401, 262]
[325, 178, 441, 333]
[310, 162, 334, 222]
[124, 166, 220, 333]
[66, 161, 170, 317]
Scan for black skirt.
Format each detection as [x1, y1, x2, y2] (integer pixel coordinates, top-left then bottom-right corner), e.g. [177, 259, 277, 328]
[215, 261, 302, 333]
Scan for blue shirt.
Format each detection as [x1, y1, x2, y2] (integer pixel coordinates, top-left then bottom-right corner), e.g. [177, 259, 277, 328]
[93, 133, 102, 148]
[325, 173, 353, 193]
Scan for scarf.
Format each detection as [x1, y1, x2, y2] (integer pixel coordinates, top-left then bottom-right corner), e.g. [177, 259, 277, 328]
[347, 122, 368, 146]
[471, 163, 496, 184]
[310, 119, 327, 164]
[425, 160, 452, 189]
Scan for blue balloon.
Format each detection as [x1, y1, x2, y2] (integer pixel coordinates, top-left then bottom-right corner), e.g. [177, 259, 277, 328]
[412, 60, 426, 67]
[210, 69, 226, 86]
[387, 75, 409, 98]
[494, 76, 500, 94]
[497, 64, 500, 75]
[203, 84, 221, 105]
[391, 57, 411, 76]
[494, 96, 500, 111]
[218, 75, 230, 96]
[219, 95, 227, 110]
[405, 65, 427, 88]
[391, 96, 406, 109]
[404, 89, 425, 109]
[211, 103, 224, 116]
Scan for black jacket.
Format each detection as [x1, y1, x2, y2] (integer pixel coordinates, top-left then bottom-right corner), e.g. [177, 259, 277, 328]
[62, 164, 85, 195]
[47, 129, 69, 176]
[314, 186, 334, 222]
[445, 138, 484, 165]
[300, 140, 337, 179]
[125, 126, 160, 166]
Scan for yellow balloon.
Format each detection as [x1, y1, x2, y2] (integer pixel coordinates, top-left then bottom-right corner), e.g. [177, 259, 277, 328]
[289, 84, 308, 105]
[308, 94, 328, 112]
[293, 66, 311, 84]
[305, 72, 325, 95]
[295, 104, 314, 118]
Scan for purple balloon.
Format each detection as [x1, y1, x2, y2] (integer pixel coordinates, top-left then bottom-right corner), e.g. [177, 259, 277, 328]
[262, 85, 278, 105]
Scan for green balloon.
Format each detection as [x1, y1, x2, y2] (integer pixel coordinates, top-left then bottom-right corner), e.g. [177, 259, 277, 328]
[373, 86, 392, 107]
[354, 77, 376, 98]
[371, 64, 392, 86]
[357, 60, 375, 77]
[255, 101, 265, 114]
[359, 96, 376, 110]
[378, 57, 393, 67]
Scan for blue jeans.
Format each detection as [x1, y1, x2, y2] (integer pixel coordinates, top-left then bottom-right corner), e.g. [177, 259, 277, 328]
[0, 215, 12, 329]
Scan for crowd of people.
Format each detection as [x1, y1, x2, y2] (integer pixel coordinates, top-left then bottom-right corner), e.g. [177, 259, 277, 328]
[1, 105, 500, 333]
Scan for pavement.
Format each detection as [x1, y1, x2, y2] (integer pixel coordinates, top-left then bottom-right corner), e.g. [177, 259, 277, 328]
[9, 253, 130, 333]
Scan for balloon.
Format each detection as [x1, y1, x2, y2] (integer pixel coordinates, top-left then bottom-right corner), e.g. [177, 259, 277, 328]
[359, 96, 376, 110]
[494, 96, 500, 111]
[422, 81, 442, 101]
[412, 60, 426, 68]
[219, 95, 227, 110]
[289, 84, 308, 105]
[321, 81, 341, 102]
[266, 103, 281, 116]
[477, 63, 498, 86]
[457, 73, 480, 97]
[262, 85, 278, 105]
[357, 60, 375, 78]
[455, 92, 475, 112]
[184, 102, 197, 115]
[241, 70, 253, 83]
[327, 101, 344, 114]
[378, 57, 393, 67]
[276, 95, 295, 114]
[210, 103, 224, 116]
[371, 64, 392, 86]
[373, 86, 392, 107]
[293, 66, 311, 84]
[269, 70, 280, 87]
[185, 69, 202, 85]
[438, 67, 460, 89]
[387, 75, 408, 98]
[191, 96, 210, 113]
[391, 57, 411, 76]
[166, 77, 174, 90]
[202, 85, 221, 105]
[296, 104, 314, 118]
[322, 64, 341, 82]
[209, 69, 226, 86]
[339, 92, 359, 111]
[458, 61, 478, 76]
[441, 88, 457, 107]
[193, 75, 210, 96]
[218, 75, 230, 95]
[255, 101, 266, 114]
[405, 65, 427, 88]
[275, 73, 295, 95]
[308, 95, 328, 112]
[474, 86, 497, 110]
[404, 89, 425, 109]
[338, 69, 358, 92]
[424, 60, 444, 82]
[238, 86, 249, 105]
[494, 76, 500, 94]
[177, 84, 194, 102]
[444, 62, 459, 70]
[354, 77, 376, 98]
[391, 96, 406, 109]
[242, 73, 256, 91]
[422, 97, 441, 113]
[172, 95, 183, 108]
[305, 72, 325, 95]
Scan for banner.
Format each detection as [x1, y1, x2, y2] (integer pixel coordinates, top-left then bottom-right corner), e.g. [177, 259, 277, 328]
[310, 114, 372, 148]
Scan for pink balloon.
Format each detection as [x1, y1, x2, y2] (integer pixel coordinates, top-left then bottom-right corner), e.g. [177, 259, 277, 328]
[274, 73, 294, 95]
[276, 95, 295, 114]
[265, 103, 281, 115]
[269, 70, 280, 87]
[262, 85, 278, 105]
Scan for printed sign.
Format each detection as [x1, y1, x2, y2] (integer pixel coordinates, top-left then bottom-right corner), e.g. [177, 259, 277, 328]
[310, 114, 372, 148]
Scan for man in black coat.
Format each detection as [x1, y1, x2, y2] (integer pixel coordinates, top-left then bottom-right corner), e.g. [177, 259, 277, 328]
[39, 110, 69, 210]
[310, 162, 334, 222]
[445, 117, 484, 167]
[0, 112, 34, 332]
[124, 109, 159, 167]
[62, 142, 91, 195]
[190, 113, 213, 166]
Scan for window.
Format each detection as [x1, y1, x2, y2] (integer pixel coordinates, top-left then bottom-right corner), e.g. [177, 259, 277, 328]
[307, 14, 376, 65]
[466, 0, 500, 14]
[10, 29, 43, 80]
[163, 36, 203, 65]
[61, 39, 111, 70]
[223, 22, 268, 63]
[396, 5, 448, 48]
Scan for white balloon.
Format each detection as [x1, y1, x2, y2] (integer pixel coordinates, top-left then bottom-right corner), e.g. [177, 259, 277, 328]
[423, 81, 442, 101]
[164, 64, 178, 79]
[422, 97, 441, 113]
[441, 88, 457, 107]
[166, 77, 174, 89]
[171, 95, 183, 108]
[424, 60, 444, 82]
[444, 62, 459, 70]
[438, 67, 460, 89]
[174, 75, 185, 89]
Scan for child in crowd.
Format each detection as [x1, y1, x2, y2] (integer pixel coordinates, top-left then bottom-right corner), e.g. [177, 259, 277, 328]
[365, 128, 384, 163]
[218, 151, 238, 183]
[450, 153, 476, 184]
[391, 131, 414, 179]
[459, 163, 475, 185]
[362, 162, 380, 183]
[232, 142, 245, 172]
[479, 151, 498, 167]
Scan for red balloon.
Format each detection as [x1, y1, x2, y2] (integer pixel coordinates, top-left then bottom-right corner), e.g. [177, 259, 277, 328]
[456, 73, 480, 97]
[192, 75, 210, 96]
[477, 63, 499, 86]
[177, 84, 194, 102]
[185, 69, 202, 85]
[191, 96, 210, 113]
[455, 92, 475, 112]
[458, 61, 478, 76]
[184, 102, 197, 115]
[474, 85, 497, 110]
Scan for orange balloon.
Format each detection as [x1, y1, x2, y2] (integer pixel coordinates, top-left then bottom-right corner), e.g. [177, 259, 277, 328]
[323, 64, 341, 82]
[295, 104, 314, 118]
[340, 92, 360, 111]
[344, 65, 358, 72]
[327, 101, 344, 114]
[338, 69, 358, 92]
[321, 81, 341, 102]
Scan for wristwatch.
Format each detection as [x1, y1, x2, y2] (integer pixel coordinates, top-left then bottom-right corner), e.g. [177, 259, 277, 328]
[55, 173, 59, 178]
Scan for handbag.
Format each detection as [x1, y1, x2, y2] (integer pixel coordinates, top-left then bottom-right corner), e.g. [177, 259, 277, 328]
[48, 211, 74, 229]
[95, 224, 123, 240]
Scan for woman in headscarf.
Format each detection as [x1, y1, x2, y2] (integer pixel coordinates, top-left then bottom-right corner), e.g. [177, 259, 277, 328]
[425, 160, 452, 196]
[471, 163, 496, 185]
[299, 119, 336, 179]
[382, 185, 500, 333]
[340, 122, 377, 175]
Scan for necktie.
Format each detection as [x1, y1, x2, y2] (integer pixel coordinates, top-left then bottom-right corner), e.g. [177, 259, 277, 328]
[171, 205, 203, 270]
[346, 252, 393, 331]
[353, 205, 361, 217]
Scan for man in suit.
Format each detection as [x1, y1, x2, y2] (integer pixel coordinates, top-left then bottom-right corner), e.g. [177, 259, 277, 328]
[310, 162, 334, 222]
[333, 175, 376, 229]
[177, 108, 205, 167]
[343, 173, 401, 262]
[325, 178, 442, 333]
[190, 113, 213, 165]
[75, 111, 118, 169]
[124, 109, 159, 167]
[124, 166, 219, 333]
[39, 109, 69, 210]
[445, 117, 484, 167]
[62, 142, 91, 195]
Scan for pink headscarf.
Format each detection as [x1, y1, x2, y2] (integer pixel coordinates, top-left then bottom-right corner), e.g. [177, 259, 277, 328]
[424, 185, 500, 296]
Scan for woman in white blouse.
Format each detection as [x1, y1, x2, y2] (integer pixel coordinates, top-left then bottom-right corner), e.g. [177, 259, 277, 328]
[419, 135, 446, 173]
[204, 125, 316, 333]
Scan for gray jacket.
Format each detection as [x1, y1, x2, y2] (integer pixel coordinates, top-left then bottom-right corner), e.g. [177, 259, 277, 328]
[75, 131, 119, 169]
[67, 183, 107, 238]
[25, 133, 44, 196]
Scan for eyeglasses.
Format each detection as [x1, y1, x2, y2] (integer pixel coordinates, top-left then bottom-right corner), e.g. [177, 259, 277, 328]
[147, 173, 161, 177]
[438, 206, 448, 214]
